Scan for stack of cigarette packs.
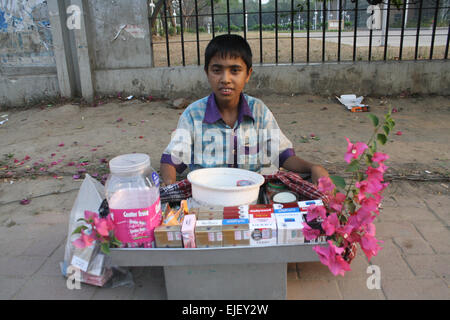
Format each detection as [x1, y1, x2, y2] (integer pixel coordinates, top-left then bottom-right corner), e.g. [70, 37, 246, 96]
[154, 199, 327, 248]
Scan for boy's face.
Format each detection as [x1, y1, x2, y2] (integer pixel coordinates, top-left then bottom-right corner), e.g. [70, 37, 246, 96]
[205, 54, 252, 108]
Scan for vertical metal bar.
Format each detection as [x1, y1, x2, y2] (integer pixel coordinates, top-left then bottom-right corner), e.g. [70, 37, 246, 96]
[307, 0, 310, 63]
[163, 0, 170, 67]
[243, 0, 247, 39]
[259, 0, 263, 64]
[368, 28, 373, 61]
[383, 0, 391, 61]
[194, 0, 200, 65]
[291, 0, 294, 63]
[352, 0, 358, 61]
[338, 0, 342, 62]
[414, 0, 423, 60]
[179, 0, 185, 66]
[275, 0, 278, 64]
[227, 0, 231, 34]
[445, 24, 450, 60]
[399, 0, 407, 60]
[211, 0, 215, 38]
[429, 0, 440, 60]
[322, 0, 326, 62]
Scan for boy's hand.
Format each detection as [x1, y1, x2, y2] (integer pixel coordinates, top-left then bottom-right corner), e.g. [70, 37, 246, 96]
[310, 164, 329, 185]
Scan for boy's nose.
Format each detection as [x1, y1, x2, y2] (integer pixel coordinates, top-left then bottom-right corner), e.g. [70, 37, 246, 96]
[220, 71, 231, 83]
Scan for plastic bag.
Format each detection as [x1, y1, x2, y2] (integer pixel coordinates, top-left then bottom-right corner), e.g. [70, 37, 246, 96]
[61, 174, 134, 288]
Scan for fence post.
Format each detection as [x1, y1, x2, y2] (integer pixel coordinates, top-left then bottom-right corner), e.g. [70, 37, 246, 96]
[47, 0, 76, 99]
[70, 0, 95, 103]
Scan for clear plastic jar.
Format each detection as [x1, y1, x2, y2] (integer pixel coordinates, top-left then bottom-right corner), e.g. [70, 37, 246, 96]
[105, 153, 162, 248]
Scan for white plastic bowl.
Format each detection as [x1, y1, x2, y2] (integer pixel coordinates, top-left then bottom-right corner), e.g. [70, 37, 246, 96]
[187, 167, 265, 206]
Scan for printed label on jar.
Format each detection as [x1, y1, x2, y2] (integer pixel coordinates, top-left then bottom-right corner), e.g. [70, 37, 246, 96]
[110, 197, 162, 244]
[167, 231, 174, 241]
[152, 172, 160, 188]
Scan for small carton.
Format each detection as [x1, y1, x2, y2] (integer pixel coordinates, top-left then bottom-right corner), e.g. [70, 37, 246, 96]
[298, 199, 324, 212]
[275, 213, 305, 245]
[195, 219, 223, 248]
[154, 225, 183, 248]
[249, 211, 277, 246]
[181, 214, 197, 248]
[273, 202, 301, 215]
[222, 218, 250, 247]
[249, 204, 274, 216]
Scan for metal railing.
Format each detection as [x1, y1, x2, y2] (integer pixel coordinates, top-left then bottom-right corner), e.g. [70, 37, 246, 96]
[151, 0, 450, 67]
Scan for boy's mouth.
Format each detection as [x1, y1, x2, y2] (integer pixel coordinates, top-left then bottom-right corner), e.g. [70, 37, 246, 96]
[219, 88, 233, 95]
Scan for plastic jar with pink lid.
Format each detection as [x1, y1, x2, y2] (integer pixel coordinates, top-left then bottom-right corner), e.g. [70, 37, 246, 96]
[105, 153, 162, 248]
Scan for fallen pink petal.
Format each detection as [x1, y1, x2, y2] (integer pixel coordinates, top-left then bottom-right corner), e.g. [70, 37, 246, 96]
[72, 174, 81, 180]
[20, 199, 31, 205]
[91, 148, 97, 152]
[67, 162, 75, 166]
[58, 143, 65, 147]
[395, 131, 403, 136]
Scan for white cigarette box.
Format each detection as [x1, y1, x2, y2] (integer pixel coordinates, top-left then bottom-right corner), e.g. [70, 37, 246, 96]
[249, 212, 277, 246]
[275, 213, 305, 244]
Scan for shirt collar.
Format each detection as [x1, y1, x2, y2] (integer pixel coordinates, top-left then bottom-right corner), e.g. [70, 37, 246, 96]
[203, 93, 254, 125]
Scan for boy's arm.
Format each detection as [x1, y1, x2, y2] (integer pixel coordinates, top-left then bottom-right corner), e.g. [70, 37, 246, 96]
[160, 163, 177, 186]
[281, 155, 329, 185]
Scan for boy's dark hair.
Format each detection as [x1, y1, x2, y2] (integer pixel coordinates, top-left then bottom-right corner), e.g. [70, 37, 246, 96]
[204, 34, 252, 73]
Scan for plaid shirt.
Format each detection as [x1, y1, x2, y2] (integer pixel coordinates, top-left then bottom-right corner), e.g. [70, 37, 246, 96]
[160, 93, 295, 173]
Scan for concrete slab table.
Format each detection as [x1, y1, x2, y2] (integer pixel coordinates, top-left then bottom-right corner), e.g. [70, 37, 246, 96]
[110, 244, 320, 299]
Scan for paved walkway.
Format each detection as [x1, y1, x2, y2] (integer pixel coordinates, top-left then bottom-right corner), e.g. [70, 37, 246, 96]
[0, 177, 448, 299]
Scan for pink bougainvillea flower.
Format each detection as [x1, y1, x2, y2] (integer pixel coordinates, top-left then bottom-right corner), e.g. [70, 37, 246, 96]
[395, 131, 403, 136]
[72, 174, 80, 180]
[302, 222, 321, 240]
[13, 159, 19, 163]
[356, 179, 388, 202]
[67, 161, 75, 166]
[90, 148, 97, 152]
[372, 152, 389, 163]
[328, 192, 346, 212]
[321, 212, 340, 236]
[355, 205, 377, 227]
[116, 117, 123, 122]
[51, 153, 56, 157]
[318, 176, 335, 194]
[84, 210, 97, 221]
[50, 161, 58, 166]
[23, 155, 31, 161]
[392, 108, 398, 113]
[344, 137, 368, 163]
[99, 158, 108, 164]
[360, 233, 383, 261]
[306, 204, 327, 222]
[73, 230, 95, 249]
[313, 241, 352, 276]
[39, 167, 47, 172]
[58, 143, 65, 147]
[94, 217, 109, 237]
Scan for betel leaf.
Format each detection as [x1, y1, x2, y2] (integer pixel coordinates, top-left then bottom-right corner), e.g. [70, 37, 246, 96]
[377, 133, 387, 145]
[345, 159, 360, 173]
[71, 225, 88, 235]
[330, 175, 346, 189]
[100, 242, 110, 255]
[368, 114, 379, 127]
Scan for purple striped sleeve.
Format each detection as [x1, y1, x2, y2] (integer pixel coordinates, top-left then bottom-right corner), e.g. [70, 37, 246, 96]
[160, 153, 188, 174]
[279, 148, 296, 168]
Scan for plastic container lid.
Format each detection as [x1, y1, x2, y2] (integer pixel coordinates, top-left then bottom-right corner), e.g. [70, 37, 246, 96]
[109, 153, 151, 174]
[273, 191, 298, 203]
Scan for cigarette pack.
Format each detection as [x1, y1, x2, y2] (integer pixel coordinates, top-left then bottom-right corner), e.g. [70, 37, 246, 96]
[275, 213, 305, 244]
[249, 211, 277, 246]
[222, 218, 250, 247]
[298, 199, 324, 212]
[181, 214, 197, 248]
[273, 202, 301, 214]
[195, 219, 223, 248]
[154, 225, 183, 248]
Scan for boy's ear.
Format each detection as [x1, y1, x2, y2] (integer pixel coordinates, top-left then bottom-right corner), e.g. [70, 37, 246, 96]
[246, 67, 253, 82]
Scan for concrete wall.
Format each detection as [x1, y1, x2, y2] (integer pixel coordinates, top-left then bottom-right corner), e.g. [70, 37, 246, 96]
[0, 0, 449, 108]
[94, 60, 450, 99]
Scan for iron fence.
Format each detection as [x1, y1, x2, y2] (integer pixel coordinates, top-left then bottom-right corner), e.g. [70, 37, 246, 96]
[150, 0, 450, 67]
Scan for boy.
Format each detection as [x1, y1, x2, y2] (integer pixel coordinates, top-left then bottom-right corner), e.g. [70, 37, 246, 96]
[160, 34, 328, 186]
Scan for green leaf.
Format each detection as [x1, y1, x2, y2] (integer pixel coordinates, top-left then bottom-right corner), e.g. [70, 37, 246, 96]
[383, 125, 390, 136]
[345, 160, 360, 173]
[377, 133, 387, 145]
[387, 118, 396, 130]
[100, 242, 110, 255]
[365, 154, 373, 166]
[71, 225, 87, 235]
[76, 218, 87, 223]
[370, 140, 377, 154]
[368, 114, 379, 127]
[329, 175, 346, 189]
